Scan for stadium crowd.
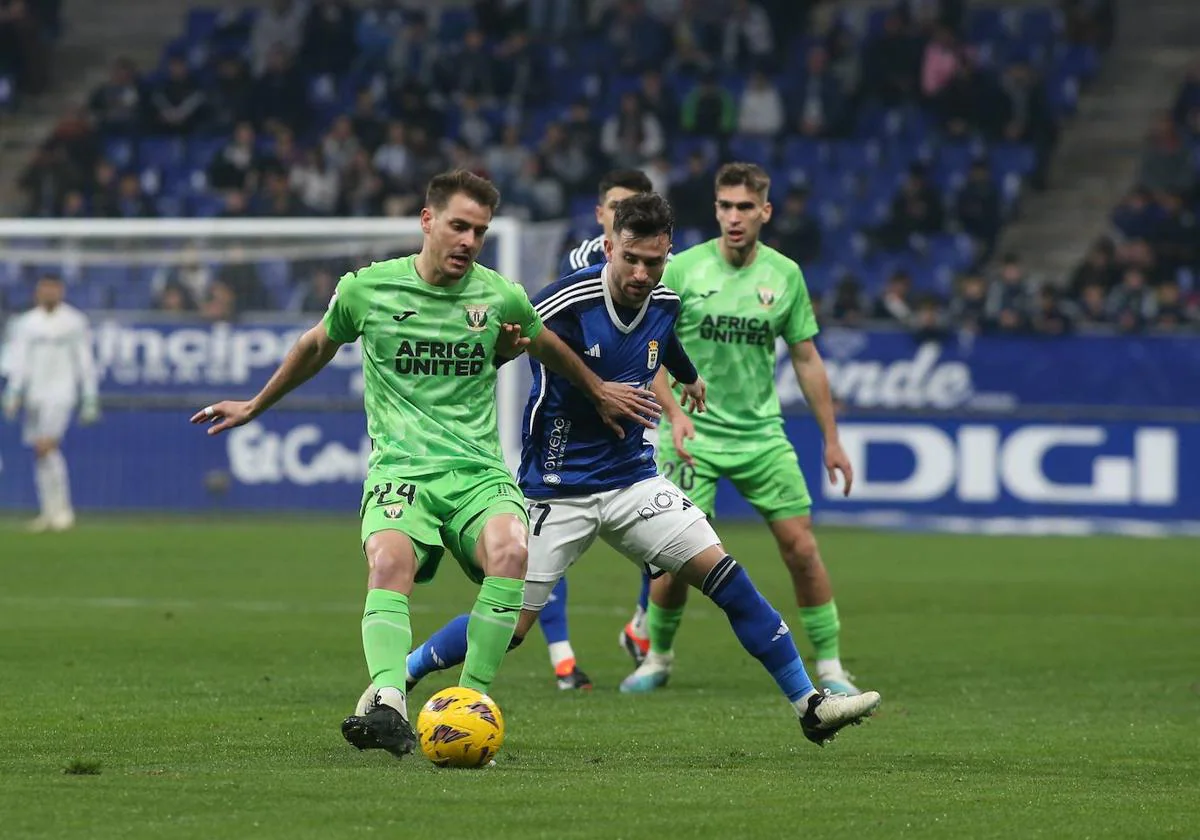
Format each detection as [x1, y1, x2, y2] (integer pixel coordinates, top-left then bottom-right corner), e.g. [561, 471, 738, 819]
[0, 0, 60, 105]
[14, 0, 1193, 334]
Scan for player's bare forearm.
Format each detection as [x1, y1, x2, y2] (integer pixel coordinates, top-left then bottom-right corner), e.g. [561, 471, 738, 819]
[249, 323, 341, 416]
[790, 340, 840, 444]
[528, 329, 603, 400]
[652, 368, 686, 422]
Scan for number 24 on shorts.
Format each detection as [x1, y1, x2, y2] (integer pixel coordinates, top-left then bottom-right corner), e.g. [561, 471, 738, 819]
[369, 481, 418, 508]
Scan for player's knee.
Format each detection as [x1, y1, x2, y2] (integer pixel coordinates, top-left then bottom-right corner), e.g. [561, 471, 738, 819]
[484, 543, 527, 580]
[780, 528, 820, 572]
[364, 539, 416, 590]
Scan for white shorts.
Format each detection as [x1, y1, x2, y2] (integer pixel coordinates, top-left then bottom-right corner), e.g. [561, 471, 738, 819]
[522, 476, 721, 611]
[22, 400, 74, 446]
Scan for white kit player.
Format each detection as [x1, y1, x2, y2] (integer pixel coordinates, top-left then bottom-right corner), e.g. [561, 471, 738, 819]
[2, 275, 100, 531]
[397, 194, 882, 745]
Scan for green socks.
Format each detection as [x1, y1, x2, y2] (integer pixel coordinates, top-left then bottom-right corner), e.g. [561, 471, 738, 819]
[647, 602, 686, 655]
[461, 576, 525, 693]
[798, 600, 841, 662]
[361, 588, 412, 691]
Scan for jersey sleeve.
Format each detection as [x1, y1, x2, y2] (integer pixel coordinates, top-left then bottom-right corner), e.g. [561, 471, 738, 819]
[322, 271, 369, 344]
[782, 265, 819, 344]
[72, 313, 99, 401]
[500, 280, 544, 340]
[661, 330, 698, 385]
[1, 315, 28, 397]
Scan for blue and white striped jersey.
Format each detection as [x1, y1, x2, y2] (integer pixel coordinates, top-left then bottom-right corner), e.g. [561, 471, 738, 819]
[558, 233, 606, 277]
[519, 264, 697, 499]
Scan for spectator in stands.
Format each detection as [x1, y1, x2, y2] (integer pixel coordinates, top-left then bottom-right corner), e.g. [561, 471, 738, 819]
[1171, 61, 1200, 136]
[88, 58, 143, 136]
[389, 81, 443, 139]
[874, 270, 915, 325]
[1114, 237, 1170, 286]
[217, 249, 270, 311]
[253, 44, 309, 133]
[791, 46, 847, 139]
[921, 25, 964, 101]
[221, 190, 251, 218]
[1069, 236, 1119, 295]
[403, 125, 448, 186]
[955, 159, 1002, 260]
[606, 0, 669, 74]
[1031, 287, 1073, 336]
[670, 150, 715, 233]
[767, 188, 821, 266]
[258, 169, 308, 217]
[507, 155, 565, 221]
[826, 275, 869, 325]
[149, 56, 207, 135]
[342, 149, 385, 216]
[1139, 114, 1194, 197]
[826, 25, 862, 105]
[387, 12, 439, 90]
[666, 0, 715, 74]
[202, 279, 238, 322]
[59, 190, 86, 218]
[681, 69, 736, 138]
[372, 121, 409, 182]
[441, 28, 498, 101]
[251, 0, 308, 74]
[738, 70, 785, 137]
[291, 148, 341, 215]
[1107, 267, 1156, 333]
[207, 54, 253, 134]
[457, 95, 495, 152]
[484, 124, 531, 194]
[601, 91, 664, 169]
[985, 253, 1032, 333]
[938, 61, 1003, 140]
[878, 164, 944, 249]
[1153, 282, 1192, 330]
[156, 281, 197, 314]
[301, 0, 356, 76]
[349, 88, 387, 153]
[540, 122, 593, 194]
[1149, 192, 1197, 274]
[0, 0, 47, 96]
[88, 160, 119, 218]
[643, 154, 671, 196]
[208, 122, 262, 192]
[1075, 282, 1109, 327]
[526, 0, 575, 39]
[297, 266, 337, 313]
[722, 0, 774, 72]
[638, 69, 678, 139]
[497, 30, 546, 106]
[948, 272, 989, 334]
[321, 115, 361, 175]
[912, 295, 951, 344]
[999, 62, 1056, 187]
[1111, 186, 1157, 240]
[864, 10, 922, 106]
[115, 172, 153, 218]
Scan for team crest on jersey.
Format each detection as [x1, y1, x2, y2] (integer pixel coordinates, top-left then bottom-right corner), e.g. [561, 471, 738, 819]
[464, 304, 489, 331]
[757, 287, 776, 308]
[646, 340, 659, 369]
[383, 506, 404, 520]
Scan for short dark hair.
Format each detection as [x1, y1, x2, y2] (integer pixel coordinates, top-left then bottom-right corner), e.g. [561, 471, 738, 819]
[612, 193, 674, 241]
[598, 169, 653, 201]
[715, 162, 771, 200]
[425, 170, 501, 213]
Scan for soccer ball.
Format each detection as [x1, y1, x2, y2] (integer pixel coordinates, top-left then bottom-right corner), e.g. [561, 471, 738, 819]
[416, 687, 505, 768]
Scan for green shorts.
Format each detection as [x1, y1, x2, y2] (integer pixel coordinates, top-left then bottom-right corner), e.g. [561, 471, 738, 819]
[360, 464, 528, 585]
[656, 432, 812, 522]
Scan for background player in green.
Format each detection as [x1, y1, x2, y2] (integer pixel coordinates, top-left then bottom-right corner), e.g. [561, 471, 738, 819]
[191, 170, 661, 759]
[620, 162, 862, 697]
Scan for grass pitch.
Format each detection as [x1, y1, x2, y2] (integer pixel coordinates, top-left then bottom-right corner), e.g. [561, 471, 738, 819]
[1, 518, 1197, 838]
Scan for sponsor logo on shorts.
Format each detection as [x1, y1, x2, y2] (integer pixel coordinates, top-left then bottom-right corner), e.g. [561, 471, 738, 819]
[543, 473, 562, 486]
[636, 486, 694, 520]
[464, 304, 489, 332]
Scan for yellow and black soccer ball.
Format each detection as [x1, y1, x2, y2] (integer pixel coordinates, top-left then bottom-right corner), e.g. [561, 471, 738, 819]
[416, 686, 505, 768]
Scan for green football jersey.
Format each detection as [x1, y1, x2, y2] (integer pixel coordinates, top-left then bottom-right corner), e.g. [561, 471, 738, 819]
[661, 239, 818, 448]
[323, 255, 543, 477]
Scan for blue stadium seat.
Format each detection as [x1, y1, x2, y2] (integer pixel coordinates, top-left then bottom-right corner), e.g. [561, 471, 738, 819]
[138, 137, 188, 171]
[103, 137, 136, 169]
[186, 8, 222, 42]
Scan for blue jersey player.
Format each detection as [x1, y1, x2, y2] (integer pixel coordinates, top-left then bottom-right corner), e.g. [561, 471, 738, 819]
[397, 194, 883, 747]
[558, 169, 653, 277]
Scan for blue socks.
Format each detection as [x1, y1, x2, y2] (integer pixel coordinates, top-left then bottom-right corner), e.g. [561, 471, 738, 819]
[703, 555, 814, 702]
[405, 614, 469, 683]
[538, 578, 570, 645]
[638, 569, 650, 612]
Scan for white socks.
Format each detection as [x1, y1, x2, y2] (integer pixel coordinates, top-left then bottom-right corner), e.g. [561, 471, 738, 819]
[547, 641, 575, 670]
[375, 685, 408, 720]
[35, 450, 72, 522]
[816, 658, 847, 681]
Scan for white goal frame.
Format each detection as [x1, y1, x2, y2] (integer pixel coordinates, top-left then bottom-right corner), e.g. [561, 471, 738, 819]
[0, 217, 528, 472]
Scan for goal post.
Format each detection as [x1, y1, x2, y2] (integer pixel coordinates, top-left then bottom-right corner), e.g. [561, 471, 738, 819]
[0, 216, 568, 513]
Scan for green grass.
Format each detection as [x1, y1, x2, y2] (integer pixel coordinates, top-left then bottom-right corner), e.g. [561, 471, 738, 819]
[1, 518, 1197, 838]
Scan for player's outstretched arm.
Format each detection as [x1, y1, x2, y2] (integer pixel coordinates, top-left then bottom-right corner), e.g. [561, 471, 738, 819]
[191, 322, 342, 435]
[527, 328, 661, 439]
[789, 339, 853, 496]
[652, 367, 696, 467]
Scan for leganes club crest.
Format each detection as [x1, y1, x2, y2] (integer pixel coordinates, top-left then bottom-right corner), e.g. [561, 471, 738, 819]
[757, 287, 776, 308]
[464, 304, 489, 331]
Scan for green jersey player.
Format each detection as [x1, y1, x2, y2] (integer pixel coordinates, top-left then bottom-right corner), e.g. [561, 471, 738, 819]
[619, 162, 862, 697]
[192, 171, 660, 760]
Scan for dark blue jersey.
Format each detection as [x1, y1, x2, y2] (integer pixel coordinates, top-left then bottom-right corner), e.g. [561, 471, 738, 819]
[558, 233, 605, 277]
[519, 264, 697, 499]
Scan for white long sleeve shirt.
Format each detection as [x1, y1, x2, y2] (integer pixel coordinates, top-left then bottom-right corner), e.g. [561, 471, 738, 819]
[2, 304, 98, 404]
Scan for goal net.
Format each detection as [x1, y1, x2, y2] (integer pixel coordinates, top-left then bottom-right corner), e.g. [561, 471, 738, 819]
[0, 217, 567, 514]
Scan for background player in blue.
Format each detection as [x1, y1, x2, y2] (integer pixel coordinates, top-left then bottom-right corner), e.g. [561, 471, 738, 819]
[402, 194, 883, 746]
[541, 167, 654, 689]
[558, 169, 653, 277]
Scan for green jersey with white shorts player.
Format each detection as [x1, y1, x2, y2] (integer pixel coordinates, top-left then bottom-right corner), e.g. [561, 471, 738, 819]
[657, 239, 818, 521]
[323, 255, 543, 580]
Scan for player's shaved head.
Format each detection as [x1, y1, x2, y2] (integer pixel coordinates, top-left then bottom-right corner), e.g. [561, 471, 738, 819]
[425, 170, 500, 214]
